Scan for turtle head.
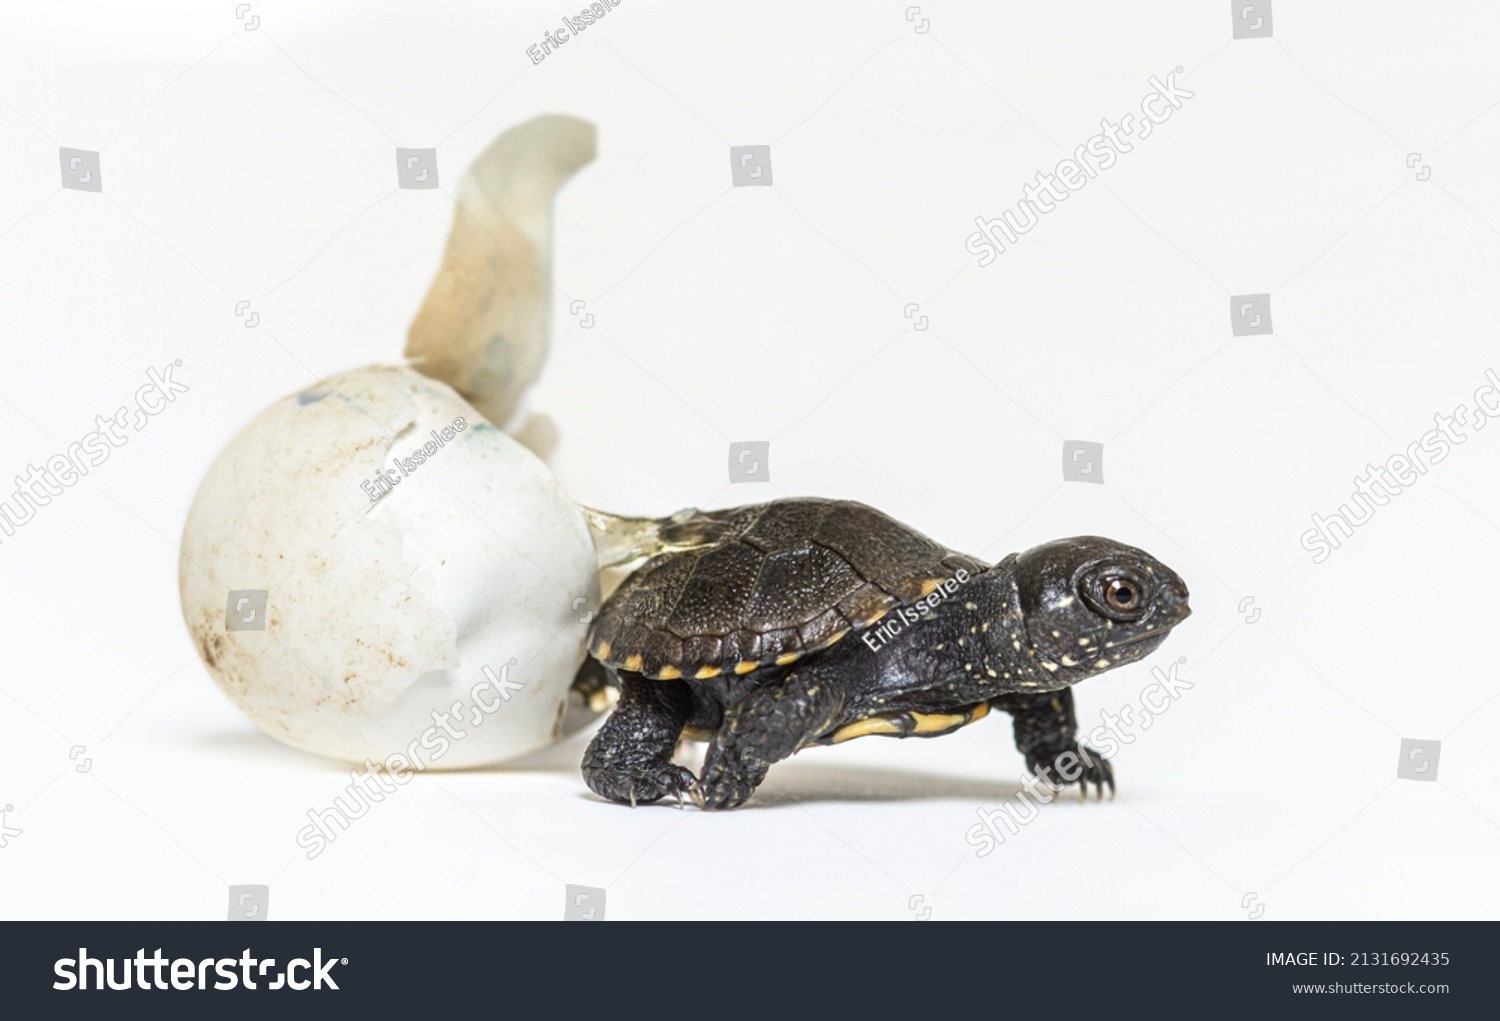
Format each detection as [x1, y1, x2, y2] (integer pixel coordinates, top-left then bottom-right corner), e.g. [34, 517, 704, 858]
[1013, 536, 1190, 678]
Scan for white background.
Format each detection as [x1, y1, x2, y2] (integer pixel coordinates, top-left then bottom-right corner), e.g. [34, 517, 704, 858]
[2, 0, 1498, 920]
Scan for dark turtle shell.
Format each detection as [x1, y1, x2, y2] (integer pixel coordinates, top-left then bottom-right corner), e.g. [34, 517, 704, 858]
[587, 499, 985, 680]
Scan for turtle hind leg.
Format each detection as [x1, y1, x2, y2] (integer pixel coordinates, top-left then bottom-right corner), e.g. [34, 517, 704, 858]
[582, 674, 696, 807]
[991, 688, 1113, 801]
[559, 658, 618, 738]
[696, 665, 846, 810]
[569, 657, 618, 714]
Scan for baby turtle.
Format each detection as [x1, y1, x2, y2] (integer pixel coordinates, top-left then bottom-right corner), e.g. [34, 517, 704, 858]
[580, 499, 1190, 809]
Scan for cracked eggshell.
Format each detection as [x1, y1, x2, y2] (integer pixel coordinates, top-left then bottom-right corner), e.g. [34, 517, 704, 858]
[179, 364, 598, 768]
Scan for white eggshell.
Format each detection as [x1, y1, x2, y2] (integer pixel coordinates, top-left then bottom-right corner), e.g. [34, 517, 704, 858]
[179, 364, 598, 768]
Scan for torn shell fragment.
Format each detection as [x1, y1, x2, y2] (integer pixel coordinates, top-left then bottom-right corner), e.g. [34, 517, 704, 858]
[178, 365, 599, 768]
[405, 114, 597, 429]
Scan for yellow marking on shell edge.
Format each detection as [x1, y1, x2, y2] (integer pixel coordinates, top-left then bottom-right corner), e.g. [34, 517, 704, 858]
[920, 579, 942, 596]
[656, 665, 682, 680]
[828, 703, 990, 744]
[695, 665, 722, 679]
[829, 717, 905, 743]
[775, 652, 801, 666]
[622, 654, 643, 672]
[827, 629, 849, 646]
[906, 701, 990, 731]
[595, 641, 611, 659]
[734, 660, 759, 675]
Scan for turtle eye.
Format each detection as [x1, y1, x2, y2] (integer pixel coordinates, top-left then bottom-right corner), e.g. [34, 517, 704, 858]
[1105, 577, 1139, 612]
[1082, 570, 1149, 621]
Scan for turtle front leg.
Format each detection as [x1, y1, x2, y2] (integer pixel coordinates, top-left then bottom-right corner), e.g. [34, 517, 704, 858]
[582, 673, 697, 807]
[991, 688, 1114, 801]
[696, 666, 845, 810]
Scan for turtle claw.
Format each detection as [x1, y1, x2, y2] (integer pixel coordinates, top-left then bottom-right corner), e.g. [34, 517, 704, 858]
[688, 785, 706, 810]
[582, 762, 697, 808]
[1087, 753, 1115, 802]
[1032, 744, 1113, 804]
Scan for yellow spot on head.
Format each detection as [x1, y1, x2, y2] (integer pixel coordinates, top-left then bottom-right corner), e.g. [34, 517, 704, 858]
[1041, 661, 1058, 672]
[1093, 659, 1110, 669]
